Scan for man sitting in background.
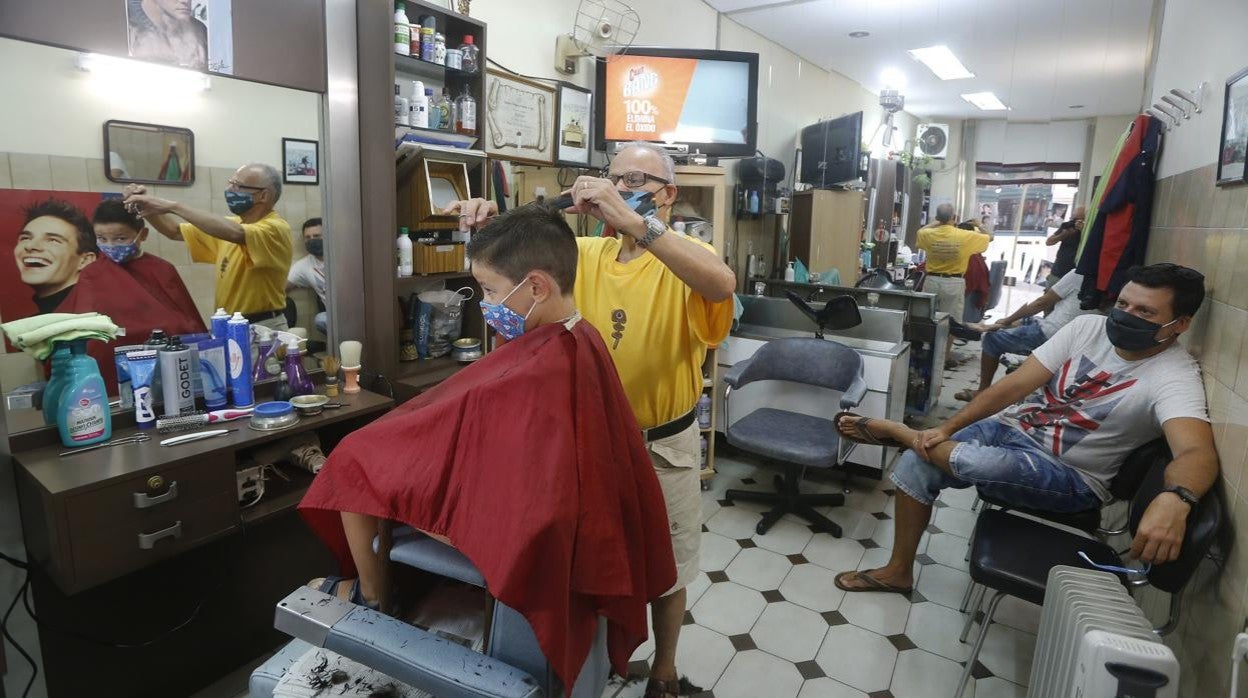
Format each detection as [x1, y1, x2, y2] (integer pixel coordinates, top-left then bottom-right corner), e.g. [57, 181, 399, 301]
[286, 217, 328, 335]
[1046, 206, 1086, 286]
[955, 269, 1095, 402]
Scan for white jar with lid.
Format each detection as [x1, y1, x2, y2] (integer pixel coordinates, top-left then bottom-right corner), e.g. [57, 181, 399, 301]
[445, 48, 463, 70]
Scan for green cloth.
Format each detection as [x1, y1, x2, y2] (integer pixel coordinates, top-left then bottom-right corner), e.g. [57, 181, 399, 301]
[1077, 125, 1131, 260]
[2, 312, 120, 360]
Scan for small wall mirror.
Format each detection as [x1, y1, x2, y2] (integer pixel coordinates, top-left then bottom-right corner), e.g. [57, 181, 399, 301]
[103, 119, 195, 185]
[422, 160, 470, 217]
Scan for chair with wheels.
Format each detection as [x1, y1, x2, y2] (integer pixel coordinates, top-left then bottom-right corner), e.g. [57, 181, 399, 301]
[722, 337, 867, 537]
[951, 451, 1224, 696]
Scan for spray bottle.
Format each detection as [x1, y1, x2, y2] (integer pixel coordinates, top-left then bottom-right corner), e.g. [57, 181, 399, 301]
[159, 336, 196, 417]
[227, 313, 254, 408]
[210, 307, 230, 340]
[56, 339, 112, 448]
[41, 341, 71, 426]
[253, 324, 281, 383]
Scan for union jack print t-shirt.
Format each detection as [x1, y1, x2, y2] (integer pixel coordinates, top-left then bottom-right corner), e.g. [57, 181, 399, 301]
[997, 315, 1207, 500]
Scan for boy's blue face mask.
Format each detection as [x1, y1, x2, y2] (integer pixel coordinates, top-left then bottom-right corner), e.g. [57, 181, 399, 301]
[480, 279, 537, 341]
[98, 241, 140, 264]
[224, 190, 255, 215]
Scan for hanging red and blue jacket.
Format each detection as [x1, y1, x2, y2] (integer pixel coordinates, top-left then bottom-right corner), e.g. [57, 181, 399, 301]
[1076, 114, 1163, 309]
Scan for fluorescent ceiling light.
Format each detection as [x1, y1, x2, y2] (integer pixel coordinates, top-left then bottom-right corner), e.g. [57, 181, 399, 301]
[961, 91, 1010, 111]
[75, 52, 210, 92]
[908, 45, 974, 81]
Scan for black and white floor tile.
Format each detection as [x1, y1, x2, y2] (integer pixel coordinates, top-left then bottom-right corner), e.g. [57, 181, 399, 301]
[604, 342, 1040, 698]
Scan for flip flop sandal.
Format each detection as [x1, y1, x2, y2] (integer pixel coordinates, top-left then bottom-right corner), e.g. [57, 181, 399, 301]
[834, 569, 913, 594]
[954, 388, 979, 402]
[643, 676, 702, 698]
[316, 575, 379, 610]
[834, 411, 905, 448]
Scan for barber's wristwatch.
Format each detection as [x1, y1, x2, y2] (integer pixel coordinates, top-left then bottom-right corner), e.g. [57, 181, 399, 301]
[1162, 485, 1198, 508]
[636, 215, 667, 248]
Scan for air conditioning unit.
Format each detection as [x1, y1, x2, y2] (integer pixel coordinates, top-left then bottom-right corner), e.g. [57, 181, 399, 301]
[914, 123, 949, 159]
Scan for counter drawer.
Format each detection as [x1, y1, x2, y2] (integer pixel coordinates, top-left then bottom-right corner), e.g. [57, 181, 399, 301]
[66, 457, 234, 531]
[70, 491, 239, 589]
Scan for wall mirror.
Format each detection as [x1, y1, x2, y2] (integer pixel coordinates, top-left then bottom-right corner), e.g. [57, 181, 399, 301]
[0, 37, 329, 439]
[103, 120, 196, 185]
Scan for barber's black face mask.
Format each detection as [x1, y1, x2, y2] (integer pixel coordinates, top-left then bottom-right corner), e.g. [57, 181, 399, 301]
[1105, 308, 1178, 351]
[305, 237, 324, 257]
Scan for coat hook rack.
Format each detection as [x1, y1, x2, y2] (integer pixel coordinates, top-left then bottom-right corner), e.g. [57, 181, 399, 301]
[1145, 107, 1175, 131]
[1169, 82, 1206, 113]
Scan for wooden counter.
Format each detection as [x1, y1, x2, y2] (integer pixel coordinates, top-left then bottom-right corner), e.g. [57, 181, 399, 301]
[11, 390, 393, 698]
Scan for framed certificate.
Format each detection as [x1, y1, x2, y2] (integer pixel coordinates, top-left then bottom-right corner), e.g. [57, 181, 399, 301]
[484, 68, 557, 166]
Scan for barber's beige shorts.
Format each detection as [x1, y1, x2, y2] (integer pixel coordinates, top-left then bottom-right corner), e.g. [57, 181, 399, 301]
[647, 421, 702, 596]
[926, 275, 966, 323]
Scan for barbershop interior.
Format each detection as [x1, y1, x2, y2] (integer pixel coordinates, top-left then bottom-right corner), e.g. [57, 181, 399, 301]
[2, 0, 1248, 696]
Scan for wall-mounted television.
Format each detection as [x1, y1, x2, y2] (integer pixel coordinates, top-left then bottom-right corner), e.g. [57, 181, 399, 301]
[800, 112, 866, 188]
[595, 48, 759, 158]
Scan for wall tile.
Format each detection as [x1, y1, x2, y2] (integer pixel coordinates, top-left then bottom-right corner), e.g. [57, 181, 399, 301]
[1213, 233, 1239, 304]
[85, 158, 125, 193]
[1173, 170, 1195, 229]
[1193, 167, 1218, 229]
[1154, 178, 1172, 228]
[1238, 186, 1248, 229]
[1229, 234, 1248, 310]
[0, 152, 12, 189]
[1214, 305, 1245, 388]
[1221, 393, 1248, 496]
[0, 351, 40, 390]
[9, 153, 52, 189]
[1213, 185, 1236, 228]
[48, 156, 89, 191]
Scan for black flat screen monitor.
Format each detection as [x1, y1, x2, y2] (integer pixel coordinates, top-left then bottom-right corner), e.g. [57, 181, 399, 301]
[800, 112, 864, 188]
[594, 48, 759, 158]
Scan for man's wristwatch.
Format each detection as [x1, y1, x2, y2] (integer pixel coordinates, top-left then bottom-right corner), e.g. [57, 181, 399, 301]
[636, 215, 667, 248]
[1162, 485, 1198, 508]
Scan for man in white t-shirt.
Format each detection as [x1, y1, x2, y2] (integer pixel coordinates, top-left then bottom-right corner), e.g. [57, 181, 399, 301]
[286, 217, 327, 334]
[831, 263, 1218, 595]
[955, 270, 1096, 401]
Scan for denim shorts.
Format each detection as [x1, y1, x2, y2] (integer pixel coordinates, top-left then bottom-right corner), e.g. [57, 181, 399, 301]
[890, 418, 1101, 512]
[981, 318, 1048, 359]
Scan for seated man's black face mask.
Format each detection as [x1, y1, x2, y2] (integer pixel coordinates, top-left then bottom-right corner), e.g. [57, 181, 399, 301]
[305, 238, 324, 257]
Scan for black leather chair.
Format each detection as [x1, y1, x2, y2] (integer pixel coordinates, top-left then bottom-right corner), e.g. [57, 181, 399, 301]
[722, 338, 867, 537]
[952, 452, 1224, 696]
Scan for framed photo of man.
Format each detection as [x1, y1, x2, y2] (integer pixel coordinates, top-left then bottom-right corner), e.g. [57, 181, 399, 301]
[282, 138, 319, 185]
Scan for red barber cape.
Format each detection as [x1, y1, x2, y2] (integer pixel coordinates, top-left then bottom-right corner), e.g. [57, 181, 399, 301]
[300, 320, 676, 689]
[58, 254, 207, 389]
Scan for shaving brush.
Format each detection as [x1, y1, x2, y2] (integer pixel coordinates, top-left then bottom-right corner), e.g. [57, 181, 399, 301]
[320, 355, 341, 396]
[340, 340, 363, 394]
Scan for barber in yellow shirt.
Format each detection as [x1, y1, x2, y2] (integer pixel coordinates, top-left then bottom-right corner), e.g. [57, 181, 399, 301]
[448, 142, 736, 698]
[122, 163, 294, 330]
[917, 203, 990, 368]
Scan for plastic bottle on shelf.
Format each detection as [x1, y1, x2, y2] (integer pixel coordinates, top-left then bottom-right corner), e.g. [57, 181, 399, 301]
[784, 261, 795, 282]
[458, 35, 479, 73]
[393, 2, 410, 56]
[424, 88, 441, 129]
[396, 227, 413, 277]
[434, 88, 453, 131]
[394, 83, 409, 126]
[454, 86, 477, 136]
[420, 17, 436, 62]
[700, 436, 709, 469]
[697, 393, 712, 429]
[433, 33, 447, 65]
[409, 80, 429, 128]
[748, 190, 760, 214]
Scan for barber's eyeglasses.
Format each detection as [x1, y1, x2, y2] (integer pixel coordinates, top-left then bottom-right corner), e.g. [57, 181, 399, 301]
[602, 170, 671, 188]
[1078, 551, 1151, 576]
[227, 179, 267, 192]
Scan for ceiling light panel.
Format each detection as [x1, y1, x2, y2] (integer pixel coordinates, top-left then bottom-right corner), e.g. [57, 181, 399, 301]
[908, 45, 975, 80]
[961, 91, 1010, 110]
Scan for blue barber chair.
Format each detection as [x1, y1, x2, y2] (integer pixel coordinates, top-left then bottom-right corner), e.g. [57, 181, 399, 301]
[722, 337, 866, 537]
[250, 527, 610, 697]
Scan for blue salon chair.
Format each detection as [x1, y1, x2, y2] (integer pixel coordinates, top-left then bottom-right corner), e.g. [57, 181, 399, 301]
[250, 527, 610, 697]
[722, 337, 866, 537]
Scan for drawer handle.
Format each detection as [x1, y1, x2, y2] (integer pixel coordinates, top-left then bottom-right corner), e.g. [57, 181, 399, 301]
[133, 481, 179, 509]
[137, 521, 182, 550]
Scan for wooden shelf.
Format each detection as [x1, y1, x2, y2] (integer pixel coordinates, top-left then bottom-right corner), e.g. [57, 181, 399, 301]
[396, 270, 474, 287]
[395, 53, 479, 81]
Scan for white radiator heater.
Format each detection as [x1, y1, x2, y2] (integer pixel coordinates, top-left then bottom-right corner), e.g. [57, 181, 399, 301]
[1028, 566, 1179, 698]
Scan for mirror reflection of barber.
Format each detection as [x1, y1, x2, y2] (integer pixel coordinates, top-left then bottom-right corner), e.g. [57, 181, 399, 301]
[121, 163, 293, 330]
[286, 217, 327, 335]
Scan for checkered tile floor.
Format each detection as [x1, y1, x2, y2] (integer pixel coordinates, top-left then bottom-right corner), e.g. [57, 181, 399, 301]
[604, 343, 1039, 698]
